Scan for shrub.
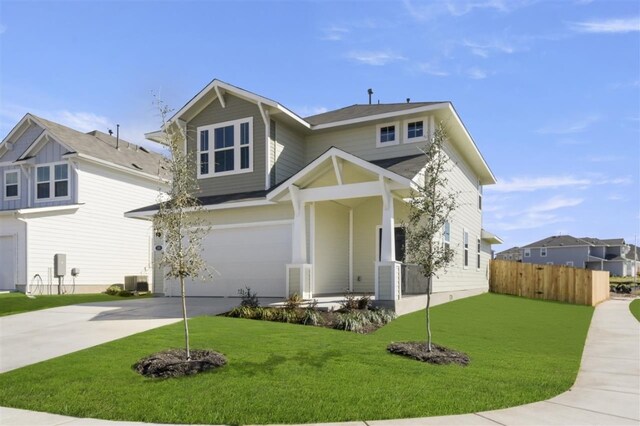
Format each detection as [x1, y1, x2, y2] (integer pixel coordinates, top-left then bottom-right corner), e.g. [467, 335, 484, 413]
[238, 287, 260, 308]
[365, 309, 396, 325]
[226, 306, 257, 319]
[340, 290, 359, 311]
[357, 295, 372, 310]
[335, 311, 370, 333]
[284, 293, 303, 311]
[118, 290, 134, 297]
[276, 308, 300, 323]
[105, 284, 123, 296]
[301, 309, 323, 326]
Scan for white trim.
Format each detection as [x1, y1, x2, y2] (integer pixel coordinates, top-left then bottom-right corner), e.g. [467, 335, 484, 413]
[197, 116, 254, 178]
[296, 180, 405, 204]
[566, 261, 574, 267]
[404, 117, 429, 144]
[0, 203, 82, 217]
[0, 233, 18, 290]
[19, 129, 73, 161]
[376, 121, 400, 147]
[524, 248, 531, 258]
[313, 103, 447, 131]
[540, 247, 547, 257]
[375, 224, 404, 262]
[210, 219, 293, 231]
[214, 85, 226, 108]
[310, 202, 316, 294]
[476, 236, 481, 271]
[0, 114, 37, 157]
[124, 198, 277, 220]
[332, 155, 343, 185]
[349, 208, 353, 291]
[443, 220, 451, 251]
[463, 228, 469, 269]
[3, 169, 20, 201]
[265, 113, 271, 190]
[34, 161, 71, 203]
[62, 153, 168, 184]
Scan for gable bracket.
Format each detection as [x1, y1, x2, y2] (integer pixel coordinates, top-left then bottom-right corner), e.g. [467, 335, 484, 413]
[331, 155, 343, 185]
[257, 102, 269, 126]
[214, 86, 226, 108]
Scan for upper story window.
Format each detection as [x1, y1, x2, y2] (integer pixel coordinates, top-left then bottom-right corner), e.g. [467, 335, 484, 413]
[376, 122, 399, 147]
[478, 181, 483, 210]
[36, 162, 69, 202]
[540, 247, 547, 257]
[4, 170, 20, 200]
[198, 117, 253, 178]
[463, 230, 469, 268]
[405, 119, 428, 143]
[524, 248, 531, 257]
[443, 221, 451, 250]
[477, 237, 481, 269]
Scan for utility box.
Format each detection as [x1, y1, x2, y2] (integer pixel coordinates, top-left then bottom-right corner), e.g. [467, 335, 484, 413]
[54, 254, 66, 278]
[124, 275, 149, 292]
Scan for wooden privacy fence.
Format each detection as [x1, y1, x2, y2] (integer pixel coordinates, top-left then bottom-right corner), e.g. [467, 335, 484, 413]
[490, 260, 610, 306]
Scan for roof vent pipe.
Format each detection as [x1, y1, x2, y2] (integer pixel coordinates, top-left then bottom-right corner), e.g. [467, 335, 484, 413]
[406, 98, 410, 103]
[367, 88, 373, 105]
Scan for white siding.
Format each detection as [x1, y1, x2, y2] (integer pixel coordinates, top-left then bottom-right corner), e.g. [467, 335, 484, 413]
[24, 161, 160, 290]
[0, 218, 27, 289]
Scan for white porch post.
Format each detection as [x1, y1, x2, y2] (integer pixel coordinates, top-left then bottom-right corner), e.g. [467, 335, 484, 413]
[286, 185, 313, 299]
[375, 177, 401, 303]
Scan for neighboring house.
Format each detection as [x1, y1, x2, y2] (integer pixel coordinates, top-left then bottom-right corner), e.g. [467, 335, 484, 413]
[0, 114, 168, 293]
[127, 79, 502, 309]
[520, 235, 639, 277]
[495, 246, 522, 262]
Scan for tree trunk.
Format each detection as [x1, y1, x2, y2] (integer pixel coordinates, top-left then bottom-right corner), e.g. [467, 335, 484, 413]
[426, 275, 432, 352]
[180, 275, 191, 360]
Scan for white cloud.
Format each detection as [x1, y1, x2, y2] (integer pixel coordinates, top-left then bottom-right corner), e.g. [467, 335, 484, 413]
[0, 24, 6, 35]
[403, 0, 532, 20]
[55, 111, 111, 133]
[417, 62, 450, 77]
[487, 212, 570, 231]
[570, 17, 640, 34]
[346, 50, 406, 66]
[489, 176, 591, 193]
[467, 67, 488, 79]
[462, 39, 517, 57]
[321, 26, 349, 41]
[537, 115, 600, 134]
[530, 196, 584, 212]
[583, 154, 623, 163]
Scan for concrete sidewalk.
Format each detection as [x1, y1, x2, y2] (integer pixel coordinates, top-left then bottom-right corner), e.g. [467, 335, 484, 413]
[1, 298, 638, 425]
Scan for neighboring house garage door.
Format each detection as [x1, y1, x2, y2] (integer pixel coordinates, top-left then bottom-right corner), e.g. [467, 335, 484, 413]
[175, 223, 292, 298]
[0, 235, 17, 290]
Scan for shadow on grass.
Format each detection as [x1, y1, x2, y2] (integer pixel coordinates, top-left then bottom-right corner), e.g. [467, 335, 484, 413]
[233, 349, 343, 377]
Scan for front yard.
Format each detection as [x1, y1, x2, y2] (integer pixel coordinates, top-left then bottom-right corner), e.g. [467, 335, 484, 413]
[0, 292, 147, 317]
[0, 293, 593, 424]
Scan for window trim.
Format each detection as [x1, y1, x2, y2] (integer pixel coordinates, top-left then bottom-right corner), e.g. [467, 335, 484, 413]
[404, 118, 428, 144]
[197, 117, 254, 178]
[476, 237, 481, 270]
[540, 247, 547, 257]
[443, 221, 451, 251]
[524, 248, 531, 258]
[35, 161, 70, 203]
[375, 225, 406, 262]
[566, 261, 574, 267]
[376, 121, 400, 147]
[4, 169, 20, 201]
[478, 180, 483, 211]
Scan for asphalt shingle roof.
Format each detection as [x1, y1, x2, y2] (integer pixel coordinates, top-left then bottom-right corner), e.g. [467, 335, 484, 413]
[304, 103, 444, 126]
[24, 114, 168, 179]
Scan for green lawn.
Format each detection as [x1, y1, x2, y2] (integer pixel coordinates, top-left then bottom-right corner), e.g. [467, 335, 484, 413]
[0, 293, 144, 317]
[0, 294, 593, 424]
[630, 299, 640, 322]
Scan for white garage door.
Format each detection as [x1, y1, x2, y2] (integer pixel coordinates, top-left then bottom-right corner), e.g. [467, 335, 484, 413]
[0, 236, 16, 290]
[177, 223, 292, 298]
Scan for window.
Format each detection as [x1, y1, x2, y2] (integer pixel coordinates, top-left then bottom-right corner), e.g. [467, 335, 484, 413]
[566, 261, 574, 267]
[478, 181, 482, 210]
[524, 248, 531, 258]
[377, 227, 406, 262]
[376, 122, 399, 147]
[463, 230, 469, 268]
[4, 170, 20, 200]
[540, 247, 547, 257]
[546, 262, 554, 265]
[477, 237, 481, 269]
[197, 117, 253, 177]
[443, 221, 451, 251]
[36, 163, 69, 201]
[406, 120, 425, 142]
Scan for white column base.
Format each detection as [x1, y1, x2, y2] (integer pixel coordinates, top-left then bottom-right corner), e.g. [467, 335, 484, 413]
[286, 264, 313, 299]
[375, 261, 402, 301]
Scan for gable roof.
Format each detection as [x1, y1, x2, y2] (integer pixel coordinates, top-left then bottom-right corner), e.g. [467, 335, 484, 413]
[523, 235, 589, 248]
[8, 114, 169, 180]
[304, 103, 444, 126]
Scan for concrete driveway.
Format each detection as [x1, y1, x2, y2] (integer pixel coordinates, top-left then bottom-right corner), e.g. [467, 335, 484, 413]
[0, 297, 239, 373]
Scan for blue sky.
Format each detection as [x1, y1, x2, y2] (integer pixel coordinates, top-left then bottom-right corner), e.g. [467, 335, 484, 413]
[1, 0, 638, 250]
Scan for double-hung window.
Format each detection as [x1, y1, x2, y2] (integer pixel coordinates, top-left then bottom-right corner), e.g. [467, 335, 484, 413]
[463, 230, 469, 268]
[443, 221, 451, 251]
[198, 117, 253, 177]
[36, 163, 69, 201]
[540, 247, 547, 257]
[4, 170, 20, 200]
[477, 237, 481, 269]
[376, 122, 399, 147]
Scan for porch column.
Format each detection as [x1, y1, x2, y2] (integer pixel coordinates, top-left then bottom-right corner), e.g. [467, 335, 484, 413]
[286, 185, 313, 299]
[375, 177, 401, 303]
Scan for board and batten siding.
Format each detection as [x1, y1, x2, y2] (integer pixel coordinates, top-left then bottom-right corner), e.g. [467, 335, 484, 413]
[187, 94, 266, 197]
[271, 119, 305, 185]
[24, 161, 160, 290]
[0, 123, 44, 163]
[0, 165, 29, 211]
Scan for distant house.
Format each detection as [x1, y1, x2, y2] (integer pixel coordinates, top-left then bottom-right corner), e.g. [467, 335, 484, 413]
[519, 235, 639, 277]
[495, 246, 522, 262]
[0, 114, 168, 292]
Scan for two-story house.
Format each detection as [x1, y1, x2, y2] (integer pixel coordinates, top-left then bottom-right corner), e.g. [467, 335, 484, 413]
[0, 114, 167, 293]
[127, 79, 502, 310]
[495, 246, 523, 262]
[520, 235, 638, 277]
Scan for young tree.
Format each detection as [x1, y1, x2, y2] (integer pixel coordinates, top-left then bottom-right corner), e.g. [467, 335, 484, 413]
[404, 123, 459, 352]
[153, 101, 210, 361]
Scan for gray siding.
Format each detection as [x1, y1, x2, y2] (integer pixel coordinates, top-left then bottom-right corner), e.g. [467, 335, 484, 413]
[523, 246, 589, 267]
[1, 124, 44, 163]
[187, 94, 266, 196]
[272, 119, 305, 185]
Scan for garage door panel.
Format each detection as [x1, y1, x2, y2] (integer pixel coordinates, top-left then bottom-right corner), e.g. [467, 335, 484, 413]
[173, 224, 291, 298]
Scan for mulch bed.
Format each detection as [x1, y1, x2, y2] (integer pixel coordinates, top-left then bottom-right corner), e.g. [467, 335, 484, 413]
[134, 348, 227, 378]
[387, 341, 470, 366]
